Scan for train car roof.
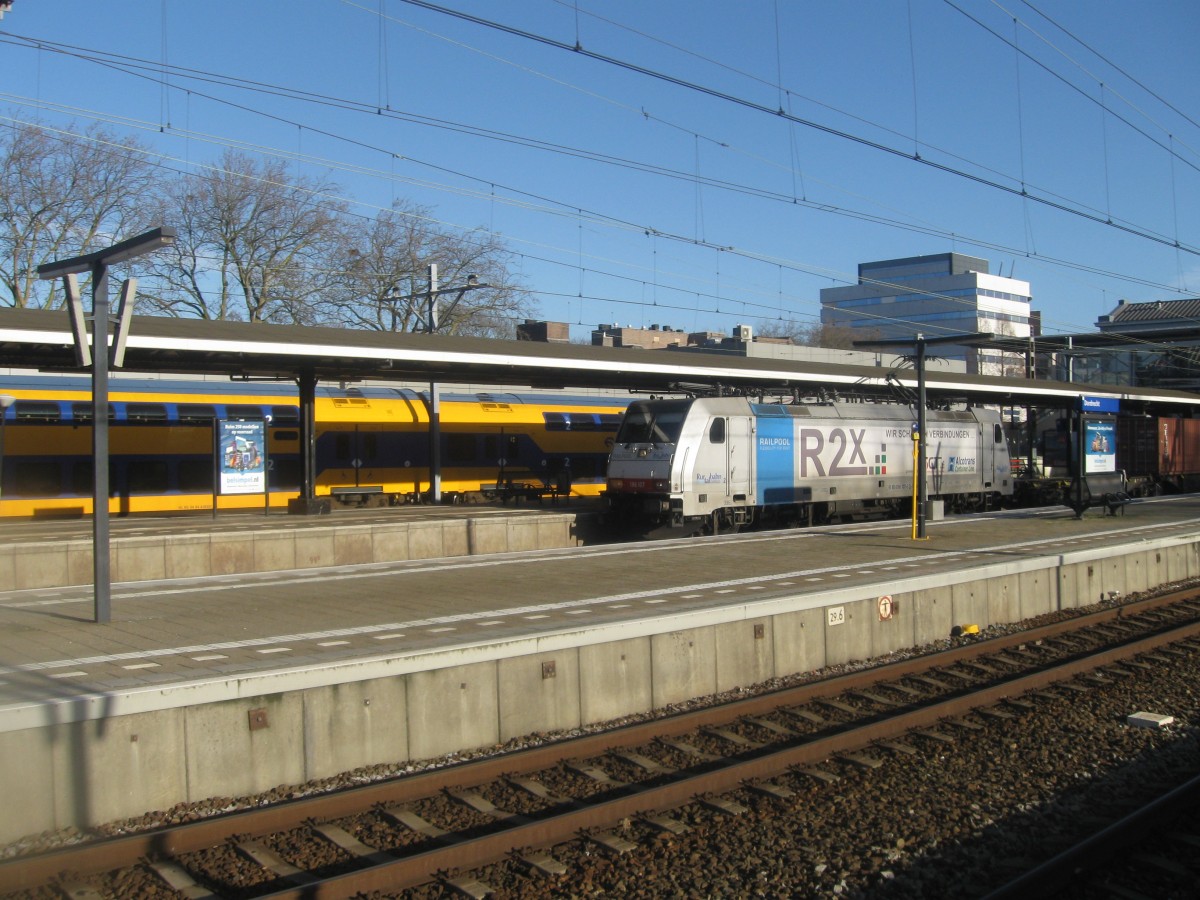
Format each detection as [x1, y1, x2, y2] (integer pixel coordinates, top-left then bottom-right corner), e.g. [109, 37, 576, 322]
[1, 307, 1196, 413]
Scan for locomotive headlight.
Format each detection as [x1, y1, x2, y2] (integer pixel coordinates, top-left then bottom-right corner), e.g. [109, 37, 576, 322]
[637, 448, 649, 458]
[653, 479, 669, 491]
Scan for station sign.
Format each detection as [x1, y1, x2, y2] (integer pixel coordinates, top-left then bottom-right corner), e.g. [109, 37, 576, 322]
[1079, 395, 1119, 414]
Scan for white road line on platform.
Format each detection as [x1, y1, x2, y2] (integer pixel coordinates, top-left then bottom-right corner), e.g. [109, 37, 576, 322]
[191, 654, 228, 661]
[317, 641, 350, 647]
[257, 648, 291, 655]
[122, 663, 160, 670]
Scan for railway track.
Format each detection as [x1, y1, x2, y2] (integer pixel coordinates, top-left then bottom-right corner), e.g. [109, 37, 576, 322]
[985, 771, 1200, 899]
[3, 586, 1199, 899]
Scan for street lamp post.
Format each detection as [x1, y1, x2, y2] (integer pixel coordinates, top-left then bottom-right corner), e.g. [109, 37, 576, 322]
[38, 227, 176, 624]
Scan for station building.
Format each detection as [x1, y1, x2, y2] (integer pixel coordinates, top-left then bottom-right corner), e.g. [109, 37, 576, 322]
[819, 253, 1034, 377]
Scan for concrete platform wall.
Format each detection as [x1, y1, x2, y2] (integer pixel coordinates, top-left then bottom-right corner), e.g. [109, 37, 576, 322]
[0, 513, 583, 591]
[3, 531, 1199, 843]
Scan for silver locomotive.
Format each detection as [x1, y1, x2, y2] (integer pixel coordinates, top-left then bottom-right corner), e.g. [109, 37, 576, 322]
[605, 397, 1013, 534]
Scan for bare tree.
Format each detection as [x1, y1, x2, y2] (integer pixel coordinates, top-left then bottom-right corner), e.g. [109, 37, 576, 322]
[0, 119, 159, 308]
[321, 199, 533, 337]
[142, 150, 347, 322]
[756, 318, 876, 349]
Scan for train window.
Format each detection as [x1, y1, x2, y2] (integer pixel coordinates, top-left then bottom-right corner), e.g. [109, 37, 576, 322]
[483, 435, 500, 459]
[178, 461, 214, 492]
[126, 403, 168, 422]
[177, 404, 218, 422]
[335, 433, 351, 461]
[12, 461, 61, 495]
[225, 405, 264, 420]
[571, 458, 598, 478]
[363, 433, 378, 459]
[71, 461, 93, 494]
[270, 405, 299, 423]
[271, 459, 301, 490]
[709, 418, 726, 444]
[15, 401, 61, 421]
[70, 403, 117, 423]
[128, 461, 169, 493]
[568, 415, 597, 431]
[598, 414, 622, 431]
[446, 433, 475, 463]
[994, 424, 1004, 444]
[272, 430, 299, 442]
[543, 413, 567, 432]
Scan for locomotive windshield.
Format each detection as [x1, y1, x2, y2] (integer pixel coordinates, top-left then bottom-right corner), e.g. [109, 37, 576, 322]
[615, 400, 692, 445]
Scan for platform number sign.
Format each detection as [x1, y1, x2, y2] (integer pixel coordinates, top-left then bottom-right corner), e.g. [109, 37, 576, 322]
[827, 606, 846, 627]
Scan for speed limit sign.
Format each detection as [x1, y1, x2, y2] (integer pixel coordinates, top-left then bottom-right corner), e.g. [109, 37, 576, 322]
[878, 595, 894, 621]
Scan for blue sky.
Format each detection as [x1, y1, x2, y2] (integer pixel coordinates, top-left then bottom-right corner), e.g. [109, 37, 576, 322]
[3, 0, 1198, 342]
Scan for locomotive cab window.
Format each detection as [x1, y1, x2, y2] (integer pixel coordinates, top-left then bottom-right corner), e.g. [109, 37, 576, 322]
[994, 423, 1004, 444]
[708, 418, 726, 444]
[616, 400, 691, 445]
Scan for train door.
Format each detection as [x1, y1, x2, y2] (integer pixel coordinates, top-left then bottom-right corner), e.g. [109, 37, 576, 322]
[333, 426, 379, 486]
[727, 416, 752, 502]
[978, 423, 995, 489]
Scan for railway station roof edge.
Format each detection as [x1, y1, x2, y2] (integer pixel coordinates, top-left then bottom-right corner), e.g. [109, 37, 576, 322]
[1, 307, 1196, 411]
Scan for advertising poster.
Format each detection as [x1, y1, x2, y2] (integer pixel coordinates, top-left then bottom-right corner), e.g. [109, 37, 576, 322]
[1083, 419, 1116, 474]
[218, 419, 266, 494]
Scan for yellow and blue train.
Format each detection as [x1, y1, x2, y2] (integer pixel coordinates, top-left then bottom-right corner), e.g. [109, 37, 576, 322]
[0, 373, 632, 518]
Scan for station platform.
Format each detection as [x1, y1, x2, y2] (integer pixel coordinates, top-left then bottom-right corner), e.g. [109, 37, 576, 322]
[0, 499, 601, 592]
[2, 496, 1199, 844]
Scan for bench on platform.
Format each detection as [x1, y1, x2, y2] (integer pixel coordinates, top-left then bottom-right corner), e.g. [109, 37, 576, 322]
[1069, 474, 1130, 518]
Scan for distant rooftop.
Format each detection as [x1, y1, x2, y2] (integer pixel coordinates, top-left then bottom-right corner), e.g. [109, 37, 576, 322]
[1101, 297, 1200, 326]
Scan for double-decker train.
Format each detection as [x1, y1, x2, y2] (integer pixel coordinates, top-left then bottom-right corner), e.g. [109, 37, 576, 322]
[0, 373, 631, 518]
[604, 396, 1015, 535]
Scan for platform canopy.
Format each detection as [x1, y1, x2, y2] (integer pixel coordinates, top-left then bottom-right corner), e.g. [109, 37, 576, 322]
[2, 307, 1198, 413]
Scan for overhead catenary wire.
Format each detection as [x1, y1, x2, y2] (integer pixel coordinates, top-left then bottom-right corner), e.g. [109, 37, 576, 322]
[1, 7, 1196, 351]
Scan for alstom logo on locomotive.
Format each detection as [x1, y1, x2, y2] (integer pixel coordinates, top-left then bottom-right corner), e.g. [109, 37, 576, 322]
[946, 456, 977, 472]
